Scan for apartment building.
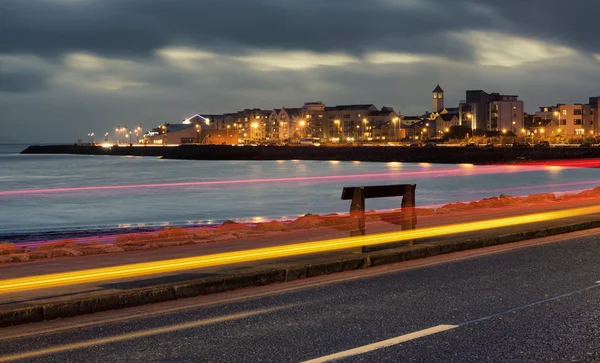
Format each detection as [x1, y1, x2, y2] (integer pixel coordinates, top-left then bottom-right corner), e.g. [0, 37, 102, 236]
[459, 90, 525, 132]
[324, 104, 378, 141]
[557, 104, 595, 136]
[366, 107, 399, 141]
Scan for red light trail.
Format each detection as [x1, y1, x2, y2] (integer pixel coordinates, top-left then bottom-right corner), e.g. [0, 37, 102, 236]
[0, 164, 564, 196]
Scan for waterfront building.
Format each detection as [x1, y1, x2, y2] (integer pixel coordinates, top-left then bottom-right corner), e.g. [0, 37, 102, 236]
[276, 107, 305, 142]
[302, 102, 327, 140]
[324, 104, 378, 142]
[366, 107, 399, 141]
[557, 103, 595, 137]
[459, 90, 525, 133]
[231, 109, 271, 143]
[435, 113, 460, 137]
[402, 119, 434, 140]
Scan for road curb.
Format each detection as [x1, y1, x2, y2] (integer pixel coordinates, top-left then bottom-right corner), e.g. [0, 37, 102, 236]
[1, 220, 599, 328]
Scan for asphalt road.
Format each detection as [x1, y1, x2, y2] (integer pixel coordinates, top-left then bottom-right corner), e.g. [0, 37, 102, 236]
[2, 229, 600, 362]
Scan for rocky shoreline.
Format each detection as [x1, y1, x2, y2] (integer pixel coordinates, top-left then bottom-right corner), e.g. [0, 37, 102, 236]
[2, 187, 599, 264]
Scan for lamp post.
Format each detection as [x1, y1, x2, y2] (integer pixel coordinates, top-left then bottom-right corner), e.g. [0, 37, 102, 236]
[251, 122, 259, 142]
[362, 118, 369, 142]
[298, 120, 306, 140]
[466, 113, 473, 132]
[392, 117, 399, 141]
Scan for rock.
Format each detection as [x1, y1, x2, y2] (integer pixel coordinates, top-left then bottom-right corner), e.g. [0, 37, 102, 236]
[10, 254, 30, 263]
[115, 233, 158, 244]
[524, 193, 556, 203]
[254, 221, 287, 232]
[158, 227, 190, 239]
[80, 244, 125, 255]
[0, 255, 12, 263]
[0, 243, 19, 256]
[29, 251, 52, 259]
[38, 240, 78, 251]
[218, 220, 251, 231]
[287, 216, 323, 230]
[575, 187, 600, 198]
[438, 202, 470, 211]
[192, 229, 215, 238]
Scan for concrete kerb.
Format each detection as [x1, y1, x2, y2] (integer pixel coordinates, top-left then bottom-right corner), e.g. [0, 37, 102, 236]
[1, 220, 599, 328]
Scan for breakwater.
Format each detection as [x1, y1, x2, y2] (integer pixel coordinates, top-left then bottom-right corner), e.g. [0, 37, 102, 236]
[20, 144, 600, 164]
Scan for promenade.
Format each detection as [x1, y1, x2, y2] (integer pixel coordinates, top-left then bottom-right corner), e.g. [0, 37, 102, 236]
[2, 197, 600, 326]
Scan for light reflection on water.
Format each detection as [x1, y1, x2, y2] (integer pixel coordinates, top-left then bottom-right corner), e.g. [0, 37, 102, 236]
[0, 151, 599, 233]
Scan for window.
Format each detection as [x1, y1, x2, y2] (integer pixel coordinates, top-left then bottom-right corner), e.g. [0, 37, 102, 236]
[574, 119, 583, 125]
[575, 129, 585, 135]
[544, 108, 549, 112]
[343, 114, 350, 118]
[560, 119, 567, 125]
[562, 110, 567, 116]
[574, 109, 583, 115]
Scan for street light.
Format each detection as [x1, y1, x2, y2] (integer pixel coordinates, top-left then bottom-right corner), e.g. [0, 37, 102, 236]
[298, 120, 306, 139]
[392, 117, 399, 141]
[362, 118, 368, 141]
[334, 120, 341, 142]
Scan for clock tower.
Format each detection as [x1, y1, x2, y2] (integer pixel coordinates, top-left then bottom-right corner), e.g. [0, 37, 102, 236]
[433, 84, 444, 112]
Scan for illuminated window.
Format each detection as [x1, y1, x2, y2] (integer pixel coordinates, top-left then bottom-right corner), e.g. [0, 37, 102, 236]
[562, 110, 567, 116]
[574, 119, 583, 125]
[575, 129, 585, 135]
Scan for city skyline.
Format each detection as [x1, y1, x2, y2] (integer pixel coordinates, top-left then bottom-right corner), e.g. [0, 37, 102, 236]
[2, 0, 600, 143]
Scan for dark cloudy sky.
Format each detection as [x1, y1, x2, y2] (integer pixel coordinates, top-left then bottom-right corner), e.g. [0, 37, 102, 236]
[2, 0, 600, 143]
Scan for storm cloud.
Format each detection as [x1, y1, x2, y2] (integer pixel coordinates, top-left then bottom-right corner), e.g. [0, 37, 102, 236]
[1, 0, 600, 142]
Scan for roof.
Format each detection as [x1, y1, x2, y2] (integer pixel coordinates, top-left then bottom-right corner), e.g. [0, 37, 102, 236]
[324, 104, 375, 111]
[444, 107, 459, 114]
[283, 108, 303, 117]
[402, 116, 423, 121]
[368, 110, 395, 117]
[167, 124, 193, 132]
[437, 114, 458, 122]
[433, 84, 444, 93]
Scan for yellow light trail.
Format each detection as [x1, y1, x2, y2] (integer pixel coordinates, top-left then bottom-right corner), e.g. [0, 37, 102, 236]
[1, 205, 599, 295]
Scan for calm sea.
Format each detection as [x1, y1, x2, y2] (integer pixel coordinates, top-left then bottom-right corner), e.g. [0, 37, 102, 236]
[1, 144, 599, 235]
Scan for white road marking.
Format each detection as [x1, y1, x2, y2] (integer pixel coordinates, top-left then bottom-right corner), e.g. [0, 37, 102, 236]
[302, 324, 458, 363]
[0, 305, 294, 362]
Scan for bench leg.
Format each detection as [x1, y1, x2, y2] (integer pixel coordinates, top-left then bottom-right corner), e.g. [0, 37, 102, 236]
[350, 187, 365, 237]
